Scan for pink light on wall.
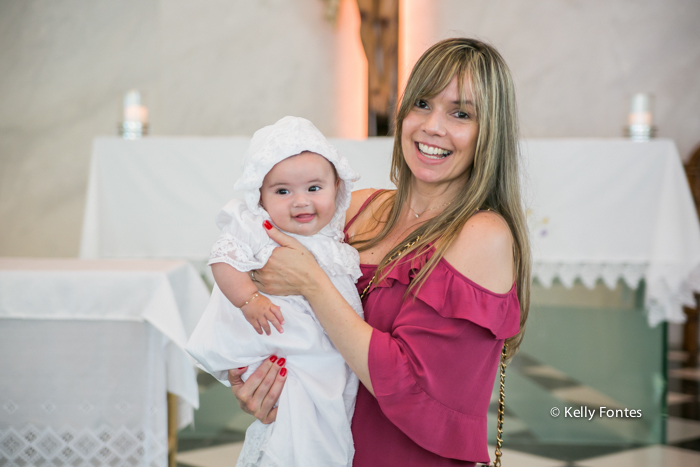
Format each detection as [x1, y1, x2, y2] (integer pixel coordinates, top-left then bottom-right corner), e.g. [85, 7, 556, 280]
[334, 0, 368, 139]
[398, 0, 436, 100]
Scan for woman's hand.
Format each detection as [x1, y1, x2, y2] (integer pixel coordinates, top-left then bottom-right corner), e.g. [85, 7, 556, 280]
[227, 356, 287, 424]
[253, 224, 323, 296]
[258, 222, 375, 395]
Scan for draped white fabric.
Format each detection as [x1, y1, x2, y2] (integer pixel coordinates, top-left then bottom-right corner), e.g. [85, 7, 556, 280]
[0, 259, 210, 466]
[521, 139, 700, 326]
[79, 137, 700, 326]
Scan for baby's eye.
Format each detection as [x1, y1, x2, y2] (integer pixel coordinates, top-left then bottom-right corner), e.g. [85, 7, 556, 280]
[414, 99, 428, 109]
[308, 185, 321, 192]
[276, 189, 289, 195]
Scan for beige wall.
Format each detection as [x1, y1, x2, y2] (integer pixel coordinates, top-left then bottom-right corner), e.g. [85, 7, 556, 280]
[432, 0, 700, 158]
[1, 0, 699, 257]
[0, 0, 362, 256]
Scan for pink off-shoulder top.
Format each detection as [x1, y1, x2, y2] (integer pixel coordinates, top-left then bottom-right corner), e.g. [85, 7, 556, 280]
[345, 191, 521, 466]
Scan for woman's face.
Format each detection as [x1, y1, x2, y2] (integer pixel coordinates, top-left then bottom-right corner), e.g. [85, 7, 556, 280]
[260, 151, 339, 236]
[401, 75, 479, 187]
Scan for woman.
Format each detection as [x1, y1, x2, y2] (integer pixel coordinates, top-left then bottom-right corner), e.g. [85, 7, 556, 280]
[222, 38, 531, 466]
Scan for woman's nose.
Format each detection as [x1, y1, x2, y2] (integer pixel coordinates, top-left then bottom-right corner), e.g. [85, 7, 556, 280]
[422, 111, 447, 136]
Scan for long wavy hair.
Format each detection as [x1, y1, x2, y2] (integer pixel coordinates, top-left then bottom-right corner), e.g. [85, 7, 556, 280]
[351, 38, 531, 359]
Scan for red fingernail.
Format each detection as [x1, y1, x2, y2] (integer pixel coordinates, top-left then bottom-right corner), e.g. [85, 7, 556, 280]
[280, 368, 287, 377]
[237, 367, 246, 370]
[277, 358, 286, 366]
[270, 355, 277, 363]
[263, 220, 272, 230]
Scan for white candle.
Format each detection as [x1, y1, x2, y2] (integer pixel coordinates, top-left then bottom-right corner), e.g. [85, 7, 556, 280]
[628, 93, 652, 126]
[123, 90, 148, 123]
[124, 104, 148, 124]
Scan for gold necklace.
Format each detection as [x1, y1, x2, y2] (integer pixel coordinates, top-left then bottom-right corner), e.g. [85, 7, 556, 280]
[408, 202, 451, 219]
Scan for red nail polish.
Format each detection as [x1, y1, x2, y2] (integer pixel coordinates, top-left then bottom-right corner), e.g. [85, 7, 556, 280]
[276, 358, 286, 367]
[280, 368, 287, 377]
[263, 220, 272, 230]
[237, 367, 246, 370]
[270, 355, 277, 363]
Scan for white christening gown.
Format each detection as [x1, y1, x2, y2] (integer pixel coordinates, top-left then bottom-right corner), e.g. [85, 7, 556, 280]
[186, 199, 363, 467]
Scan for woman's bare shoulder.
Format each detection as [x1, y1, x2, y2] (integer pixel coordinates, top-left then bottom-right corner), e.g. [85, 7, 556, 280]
[346, 188, 385, 223]
[443, 211, 514, 294]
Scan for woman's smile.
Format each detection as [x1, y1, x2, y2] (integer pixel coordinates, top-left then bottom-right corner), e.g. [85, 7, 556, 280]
[415, 142, 453, 163]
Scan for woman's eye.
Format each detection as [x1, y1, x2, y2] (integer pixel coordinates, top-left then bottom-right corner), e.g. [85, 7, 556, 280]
[455, 110, 469, 119]
[414, 99, 428, 109]
[276, 189, 289, 195]
[308, 185, 321, 192]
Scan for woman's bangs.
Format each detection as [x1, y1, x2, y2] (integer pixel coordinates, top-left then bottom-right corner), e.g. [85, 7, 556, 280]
[419, 56, 476, 118]
[415, 56, 460, 100]
[456, 65, 478, 117]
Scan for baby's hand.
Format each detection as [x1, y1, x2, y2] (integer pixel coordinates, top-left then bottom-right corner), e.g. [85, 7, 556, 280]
[240, 293, 285, 336]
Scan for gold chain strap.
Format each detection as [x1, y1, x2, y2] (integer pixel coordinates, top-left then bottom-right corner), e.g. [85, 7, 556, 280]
[493, 343, 508, 467]
[359, 236, 421, 300]
[476, 206, 508, 466]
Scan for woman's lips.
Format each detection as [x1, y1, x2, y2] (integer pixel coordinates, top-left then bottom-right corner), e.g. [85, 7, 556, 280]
[415, 142, 451, 165]
[293, 213, 316, 223]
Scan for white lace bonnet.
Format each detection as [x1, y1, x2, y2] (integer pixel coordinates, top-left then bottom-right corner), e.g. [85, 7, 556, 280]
[233, 116, 360, 238]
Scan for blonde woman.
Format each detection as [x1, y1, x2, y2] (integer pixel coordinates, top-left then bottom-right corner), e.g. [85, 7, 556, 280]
[222, 38, 531, 466]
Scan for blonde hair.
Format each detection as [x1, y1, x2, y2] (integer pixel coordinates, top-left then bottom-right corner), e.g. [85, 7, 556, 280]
[352, 38, 531, 359]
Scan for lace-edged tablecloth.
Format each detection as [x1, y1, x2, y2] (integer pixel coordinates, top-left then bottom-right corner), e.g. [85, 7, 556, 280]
[523, 139, 700, 326]
[0, 258, 210, 466]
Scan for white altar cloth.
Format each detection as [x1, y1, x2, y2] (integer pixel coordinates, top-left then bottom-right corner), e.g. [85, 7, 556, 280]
[0, 258, 210, 467]
[79, 137, 700, 326]
[521, 139, 700, 326]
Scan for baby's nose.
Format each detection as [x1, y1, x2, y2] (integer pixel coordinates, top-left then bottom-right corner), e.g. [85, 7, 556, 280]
[292, 193, 310, 207]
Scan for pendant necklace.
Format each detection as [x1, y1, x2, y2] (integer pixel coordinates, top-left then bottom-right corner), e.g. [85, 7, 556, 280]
[408, 202, 451, 219]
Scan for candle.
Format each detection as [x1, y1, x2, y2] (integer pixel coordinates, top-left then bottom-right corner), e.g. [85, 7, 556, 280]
[628, 93, 652, 127]
[123, 90, 148, 124]
[624, 92, 655, 141]
[120, 89, 149, 138]
[124, 104, 148, 124]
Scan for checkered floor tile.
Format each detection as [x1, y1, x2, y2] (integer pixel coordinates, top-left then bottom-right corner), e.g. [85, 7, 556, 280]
[178, 349, 700, 466]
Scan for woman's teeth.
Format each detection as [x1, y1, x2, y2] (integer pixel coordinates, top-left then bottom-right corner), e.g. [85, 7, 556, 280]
[418, 142, 452, 159]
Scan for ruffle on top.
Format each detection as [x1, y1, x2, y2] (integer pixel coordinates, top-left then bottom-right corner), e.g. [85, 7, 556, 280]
[368, 248, 520, 339]
[209, 199, 361, 281]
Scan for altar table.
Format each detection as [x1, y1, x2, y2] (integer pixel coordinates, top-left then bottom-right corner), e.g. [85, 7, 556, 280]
[0, 258, 209, 467]
[80, 137, 700, 327]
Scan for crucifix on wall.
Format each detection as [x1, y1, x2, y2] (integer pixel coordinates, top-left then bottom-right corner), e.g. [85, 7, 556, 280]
[357, 0, 399, 136]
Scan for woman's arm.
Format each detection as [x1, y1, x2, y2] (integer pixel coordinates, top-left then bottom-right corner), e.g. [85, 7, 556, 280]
[255, 226, 376, 395]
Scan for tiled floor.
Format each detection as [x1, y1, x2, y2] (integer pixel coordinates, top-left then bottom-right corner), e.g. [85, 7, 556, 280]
[177, 349, 700, 466]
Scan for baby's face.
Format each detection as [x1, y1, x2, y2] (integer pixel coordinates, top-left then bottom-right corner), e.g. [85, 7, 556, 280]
[260, 151, 339, 236]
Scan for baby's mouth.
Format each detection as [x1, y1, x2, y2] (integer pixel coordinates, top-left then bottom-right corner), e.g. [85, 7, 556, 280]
[417, 142, 452, 159]
[294, 213, 316, 223]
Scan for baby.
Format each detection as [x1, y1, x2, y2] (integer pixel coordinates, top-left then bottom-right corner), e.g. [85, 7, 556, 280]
[186, 116, 363, 467]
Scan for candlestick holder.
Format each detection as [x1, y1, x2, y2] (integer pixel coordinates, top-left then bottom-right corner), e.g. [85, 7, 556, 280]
[119, 121, 149, 139]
